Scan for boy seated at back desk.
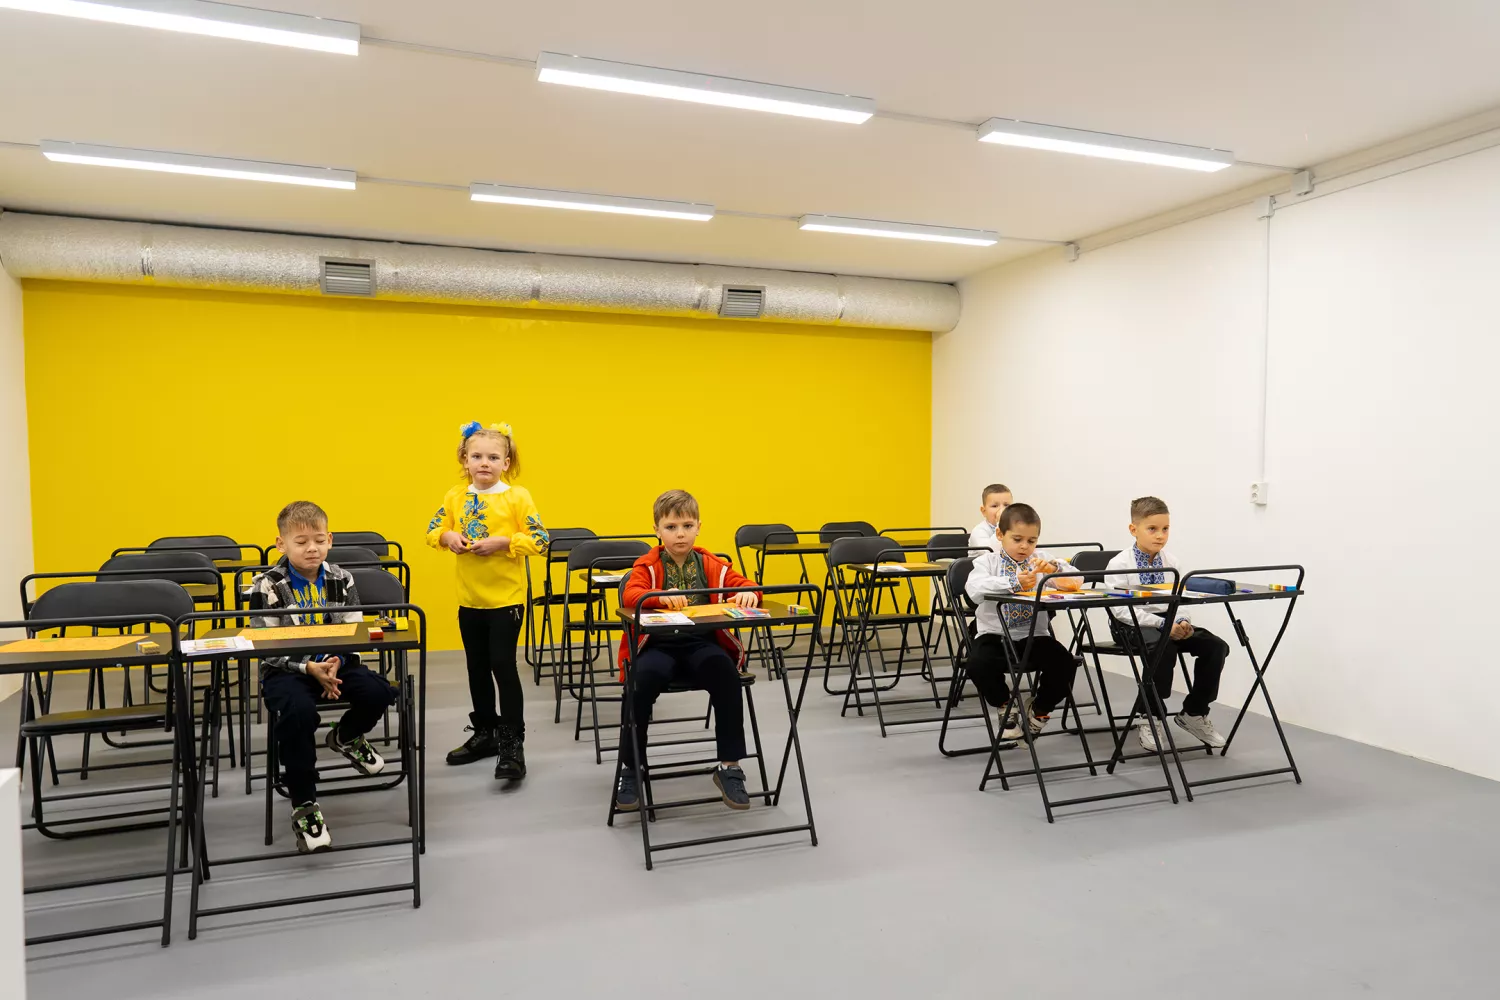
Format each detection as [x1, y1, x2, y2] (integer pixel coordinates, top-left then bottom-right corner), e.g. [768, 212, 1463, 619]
[249, 500, 396, 853]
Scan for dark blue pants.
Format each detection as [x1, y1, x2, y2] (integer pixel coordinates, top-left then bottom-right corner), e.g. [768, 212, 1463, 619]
[619, 637, 746, 768]
[262, 659, 395, 804]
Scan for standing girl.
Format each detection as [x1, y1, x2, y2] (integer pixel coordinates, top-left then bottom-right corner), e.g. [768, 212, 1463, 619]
[427, 421, 549, 781]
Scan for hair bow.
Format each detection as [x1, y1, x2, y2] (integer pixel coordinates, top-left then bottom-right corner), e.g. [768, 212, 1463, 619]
[492, 422, 514, 439]
[459, 420, 483, 440]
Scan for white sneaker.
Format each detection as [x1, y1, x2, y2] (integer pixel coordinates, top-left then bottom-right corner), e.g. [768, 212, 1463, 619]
[1002, 700, 1050, 741]
[1175, 713, 1226, 748]
[1136, 719, 1160, 753]
[292, 802, 331, 854]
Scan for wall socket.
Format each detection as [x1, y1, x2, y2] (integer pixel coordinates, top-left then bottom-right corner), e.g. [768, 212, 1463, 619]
[1250, 481, 1269, 505]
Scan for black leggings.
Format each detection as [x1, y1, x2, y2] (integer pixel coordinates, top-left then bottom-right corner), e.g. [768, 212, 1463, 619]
[964, 633, 1078, 716]
[457, 604, 525, 729]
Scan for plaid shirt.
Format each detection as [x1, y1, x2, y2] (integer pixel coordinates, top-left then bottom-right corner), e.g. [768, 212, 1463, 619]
[248, 558, 362, 676]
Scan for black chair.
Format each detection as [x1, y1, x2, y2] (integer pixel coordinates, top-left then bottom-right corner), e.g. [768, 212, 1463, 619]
[99, 551, 223, 610]
[328, 545, 381, 566]
[557, 540, 651, 760]
[332, 531, 403, 560]
[147, 535, 249, 562]
[525, 527, 599, 683]
[734, 523, 797, 582]
[819, 520, 876, 543]
[824, 536, 939, 736]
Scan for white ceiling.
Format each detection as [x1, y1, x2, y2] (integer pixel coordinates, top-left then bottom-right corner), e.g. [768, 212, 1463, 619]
[2, 0, 1499, 283]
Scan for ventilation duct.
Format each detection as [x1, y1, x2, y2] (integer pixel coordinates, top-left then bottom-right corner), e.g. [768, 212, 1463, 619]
[319, 258, 375, 296]
[718, 286, 765, 319]
[0, 212, 960, 333]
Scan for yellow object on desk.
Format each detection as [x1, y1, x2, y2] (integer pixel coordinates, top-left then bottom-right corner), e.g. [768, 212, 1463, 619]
[238, 623, 359, 641]
[0, 634, 147, 653]
[677, 603, 739, 619]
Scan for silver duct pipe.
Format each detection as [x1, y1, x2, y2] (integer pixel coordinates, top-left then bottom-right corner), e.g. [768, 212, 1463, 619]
[0, 212, 959, 332]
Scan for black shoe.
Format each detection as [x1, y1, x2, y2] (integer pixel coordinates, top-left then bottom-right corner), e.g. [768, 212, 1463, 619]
[615, 769, 639, 811]
[494, 723, 527, 780]
[713, 765, 751, 810]
[446, 714, 499, 766]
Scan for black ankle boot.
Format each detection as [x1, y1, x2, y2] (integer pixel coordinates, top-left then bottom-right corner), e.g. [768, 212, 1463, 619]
[446, 713, 500, 766]
[494, 723, 527, 780]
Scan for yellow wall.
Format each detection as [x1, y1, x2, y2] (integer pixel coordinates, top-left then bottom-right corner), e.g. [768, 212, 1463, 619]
[22, 280, 931, 649]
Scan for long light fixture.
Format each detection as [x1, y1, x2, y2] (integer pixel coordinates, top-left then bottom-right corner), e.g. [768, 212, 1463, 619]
[799, 215, 998, 247]
[0, 0, 359, 54]
[977, 118, 1233, 172]
[41, 141, 357, 189]
[471, 182, 713, 221]
[536, 51, 874, 124]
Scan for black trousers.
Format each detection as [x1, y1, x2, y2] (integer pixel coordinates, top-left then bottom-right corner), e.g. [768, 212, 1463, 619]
[1110, 620, 1228, 718]
[964, 632, 1078, 716]
[262, 660, 395, 806]
[619, 637, 746, 768]
[457, 604, 526, 730]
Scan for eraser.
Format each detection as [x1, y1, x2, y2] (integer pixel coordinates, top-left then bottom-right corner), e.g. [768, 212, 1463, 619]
[789, 605, 813, 616]
[369, 627, 385, 640]
[137, 640, 161, 654]
[1269, 583, 1297, 592]
[393, 617, 409, 631]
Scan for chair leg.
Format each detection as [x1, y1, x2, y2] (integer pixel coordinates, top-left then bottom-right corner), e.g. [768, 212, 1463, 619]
[264, 707, 277, 846]
[744, 687, 770, 793]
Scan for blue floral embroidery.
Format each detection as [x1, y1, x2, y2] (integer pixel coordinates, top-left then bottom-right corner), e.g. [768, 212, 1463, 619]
[427, 505, 446, 533]
[1132, 546, 1164, 585]
[526, 514, 549, 552]
[458, 493, 489, 541]
[996, 551, 1036, 632]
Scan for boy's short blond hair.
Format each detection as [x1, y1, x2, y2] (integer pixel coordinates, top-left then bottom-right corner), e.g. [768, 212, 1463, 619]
[1130, 496, 1170, 523]
[653, 489, 699, 525]
[277, 500, 328, 534]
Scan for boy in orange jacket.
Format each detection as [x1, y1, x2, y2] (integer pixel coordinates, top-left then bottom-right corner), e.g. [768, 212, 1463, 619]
[614, 489, 760, 813]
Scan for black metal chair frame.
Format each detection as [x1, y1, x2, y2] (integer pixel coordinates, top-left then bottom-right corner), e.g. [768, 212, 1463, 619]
[523, 527, 598, 682]
[8, 609, 198, 948]
[331, 531, 405, 562]
[608, 582, 822, 870]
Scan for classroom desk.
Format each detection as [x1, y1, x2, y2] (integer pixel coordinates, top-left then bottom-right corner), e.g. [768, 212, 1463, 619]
[180, 615, 426, 939]
[1102, 569, 1307, 796]
[613, 590, 820, 869]
[0, 622, 197, 947]
[839, 559, 958, 735]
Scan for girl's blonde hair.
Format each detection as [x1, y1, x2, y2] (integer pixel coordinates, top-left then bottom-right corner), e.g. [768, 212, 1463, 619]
[457, 421, 520, 481]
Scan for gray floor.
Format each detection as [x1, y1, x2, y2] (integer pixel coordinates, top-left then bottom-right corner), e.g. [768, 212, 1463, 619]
[11, 650, 1500, 999]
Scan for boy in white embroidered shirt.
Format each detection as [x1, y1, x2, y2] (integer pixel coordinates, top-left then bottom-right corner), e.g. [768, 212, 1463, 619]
[968, 483, 1013, 553]
[1104, 496, 1230, 753]
[963, 502, 1081, 741]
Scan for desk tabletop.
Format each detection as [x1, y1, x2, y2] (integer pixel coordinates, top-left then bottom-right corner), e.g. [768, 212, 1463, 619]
[186, 622, 420, 659]
[748, 542, 828, 555]
[617, 600, 809, 631]
[0, 632, 176, 673]
[851, 561, 948, 575]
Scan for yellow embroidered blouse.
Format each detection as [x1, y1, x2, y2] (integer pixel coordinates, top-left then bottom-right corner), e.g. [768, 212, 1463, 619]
[425, 481, 549, 608]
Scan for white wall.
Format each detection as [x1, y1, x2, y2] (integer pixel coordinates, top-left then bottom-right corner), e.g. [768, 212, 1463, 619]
[0, 265, 32, 704]
[0, 771, 24, 998]
[934, 142, 1500, 780]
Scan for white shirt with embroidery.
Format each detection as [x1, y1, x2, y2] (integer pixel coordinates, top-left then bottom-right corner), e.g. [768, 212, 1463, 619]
[965, 548, 1075, 641]
[969, 519, 1000, 552]
[1104, 545, 1190, 629]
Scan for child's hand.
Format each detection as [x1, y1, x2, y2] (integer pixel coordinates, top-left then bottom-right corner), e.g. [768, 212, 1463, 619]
[307, 657, 342, 699]
[1035, 559, 1058, 574]
[731, 591, 759, 608]
[469, 535, 510, 556]
[1170, 620, 1194, 641]
[441, 531, 471, 554]
[658, 593, 689, 610]
[1018, 569, 1039, 591]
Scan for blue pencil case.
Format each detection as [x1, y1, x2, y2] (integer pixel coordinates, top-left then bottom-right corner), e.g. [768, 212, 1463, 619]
[1184, 577, 1234, 595]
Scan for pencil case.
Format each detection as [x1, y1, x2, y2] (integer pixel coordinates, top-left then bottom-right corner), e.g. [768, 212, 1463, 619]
[1185, 577, 1234, 595]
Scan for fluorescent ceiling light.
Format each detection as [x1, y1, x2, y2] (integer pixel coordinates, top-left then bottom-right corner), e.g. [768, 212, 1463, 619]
[471, 182, 713, 221]
[536, 51, 874, 124]
[0, 0, 359, 54]
[41, 141, 357, 188]
[799, 215, 998, 247]
[977, 118, 1233, 172]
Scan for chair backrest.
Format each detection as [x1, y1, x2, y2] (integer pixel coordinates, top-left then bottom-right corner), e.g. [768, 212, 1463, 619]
[546, 528, 598, 557]
[148, 535, 243, 561]
[819, 520, 877, 543]
[30, 579, 195, 624]
[98, 551, 219, 586]
[566, 539, 650, 573]
[1070, 549, 1120, 585]
[827, 535, 907, 568]
[328, 546, 381, 566]
[332, 531, 390, 556]
[943, 557, 979, 644]
[735, 523, 795, 548]
[927, 532, 971, 562]
[350, 567, 406, 608]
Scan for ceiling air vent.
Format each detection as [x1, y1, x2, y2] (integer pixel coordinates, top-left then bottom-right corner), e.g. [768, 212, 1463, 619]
[719, 285, 765, 319]
[320, 257, 375, 297]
